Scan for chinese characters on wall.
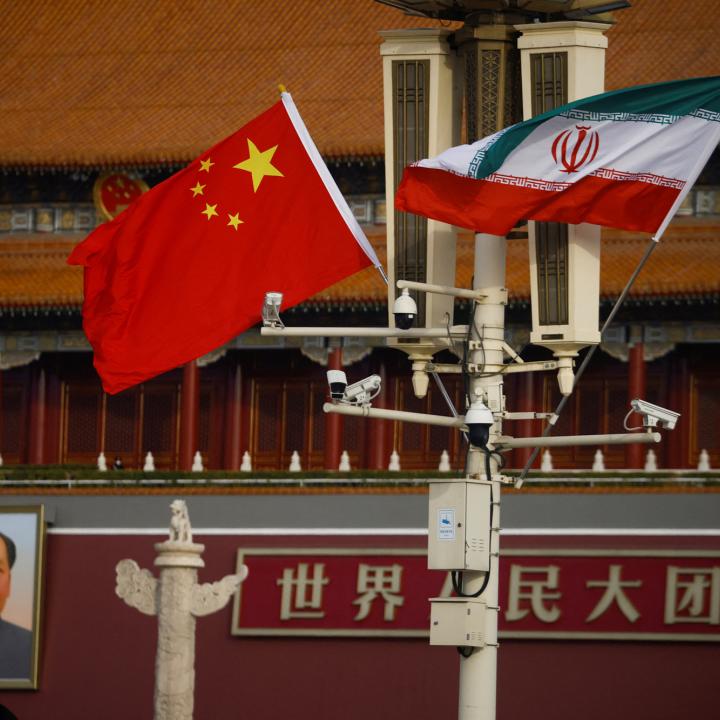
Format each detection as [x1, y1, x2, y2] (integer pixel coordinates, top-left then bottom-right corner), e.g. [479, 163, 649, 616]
[231, 548, 720, 640]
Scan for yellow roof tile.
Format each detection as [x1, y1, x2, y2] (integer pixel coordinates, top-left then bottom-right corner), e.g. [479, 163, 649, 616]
[0, 1, 443, 166]
[0, 0, 715, 166]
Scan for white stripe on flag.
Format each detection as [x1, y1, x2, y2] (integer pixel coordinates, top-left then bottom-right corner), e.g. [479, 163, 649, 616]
[500, 114, 715, 183]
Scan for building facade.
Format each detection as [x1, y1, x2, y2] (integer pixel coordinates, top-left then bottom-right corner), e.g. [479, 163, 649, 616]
[0, 0, 718, 474]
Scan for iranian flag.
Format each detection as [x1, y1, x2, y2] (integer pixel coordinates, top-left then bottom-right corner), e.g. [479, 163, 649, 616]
[396, 76, 720, 236]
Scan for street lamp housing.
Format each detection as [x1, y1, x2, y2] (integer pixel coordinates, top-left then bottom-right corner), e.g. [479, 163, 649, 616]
[528, 222, 601, 392]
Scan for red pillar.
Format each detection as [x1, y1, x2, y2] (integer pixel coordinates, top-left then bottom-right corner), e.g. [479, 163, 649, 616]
[514, 372, 536, 469]
[324, 348, 343, 470]
[28, 363, 47, 465]
[224, 362, 243, 470]
[44, 369, 62, 464]
[366, 361, 389, 470]
[179, 360, 200, 471]
[625, 342, 646, 469]
[666, 354, 689, 469]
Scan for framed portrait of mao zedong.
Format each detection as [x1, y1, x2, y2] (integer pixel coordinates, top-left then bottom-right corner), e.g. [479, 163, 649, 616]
[0, 506, 45, 689]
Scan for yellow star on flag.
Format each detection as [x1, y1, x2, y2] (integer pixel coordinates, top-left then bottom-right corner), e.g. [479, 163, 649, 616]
[191, 182, 206, 197]
[199, 158, 214, 173]
[233, 139, 284, 192]
[227, 213, 243, 231]
[201, 203, 218, 220]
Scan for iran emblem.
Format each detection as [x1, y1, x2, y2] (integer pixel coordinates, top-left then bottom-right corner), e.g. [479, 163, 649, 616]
[551, 124, 600, 173]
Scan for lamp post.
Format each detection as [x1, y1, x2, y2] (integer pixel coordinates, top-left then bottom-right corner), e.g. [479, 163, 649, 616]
[455, 232, 506, 720]
[264, 6, 636, 720]
[375, 6, 624, 720]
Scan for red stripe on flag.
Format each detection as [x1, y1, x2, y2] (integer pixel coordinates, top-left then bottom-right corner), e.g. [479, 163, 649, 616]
[395, 166, 681, 235]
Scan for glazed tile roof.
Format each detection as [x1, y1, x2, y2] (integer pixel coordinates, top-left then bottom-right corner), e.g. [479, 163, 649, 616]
[316, 220, 720, 306]
[2, 220, 716, 311]
[0, 237, 85, 309]
[0, 0, 716, 167]
[0, 1, 442, 167]
[605, 0, 720, 91]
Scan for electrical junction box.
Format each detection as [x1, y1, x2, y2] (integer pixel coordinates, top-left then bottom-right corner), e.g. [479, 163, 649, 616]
[430, 597, 486, 648]
[428, 481, 491, 571]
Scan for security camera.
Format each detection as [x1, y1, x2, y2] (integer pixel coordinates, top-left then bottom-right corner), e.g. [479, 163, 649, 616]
[464, 399, 494, 448]
[630, 399, 680, 430]
[326, 370, 348, 400]
[393, 288, 417, 330]
[344, 374, 382, 406]
[262, 291, 284, 328]
[327, 372, 381, 406]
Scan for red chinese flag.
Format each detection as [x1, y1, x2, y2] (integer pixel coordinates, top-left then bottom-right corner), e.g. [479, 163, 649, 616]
[68, 94, 380, 394]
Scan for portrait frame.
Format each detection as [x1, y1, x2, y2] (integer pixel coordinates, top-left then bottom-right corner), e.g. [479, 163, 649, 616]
[0, 505, 45, 689]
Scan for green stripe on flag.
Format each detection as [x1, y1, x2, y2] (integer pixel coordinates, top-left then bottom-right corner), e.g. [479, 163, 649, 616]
[471, 75, 720, 180]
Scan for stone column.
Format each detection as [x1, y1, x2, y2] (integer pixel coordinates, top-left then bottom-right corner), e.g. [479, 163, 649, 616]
[116, 500, 247, 720]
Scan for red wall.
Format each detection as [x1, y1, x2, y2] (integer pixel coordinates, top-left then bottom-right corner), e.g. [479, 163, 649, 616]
[1, 533, 719, 720]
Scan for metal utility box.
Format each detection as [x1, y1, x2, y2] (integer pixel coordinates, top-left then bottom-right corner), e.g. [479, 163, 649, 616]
[428, 481, 491, 571]
[430, 597, 486, 647]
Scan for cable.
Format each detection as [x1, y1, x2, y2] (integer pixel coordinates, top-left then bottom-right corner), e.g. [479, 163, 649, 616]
[461, 302, 476, 408]
[470, 315, 515, 379]
[451, 448, 495, 600]
[623, 407, 644, 432]
[431, 370, 469, 448]
[431, 370, 459, 419]
[444, 311, 459, 356]
[473, 319, 487, 376]
[454, 447, 497, 658]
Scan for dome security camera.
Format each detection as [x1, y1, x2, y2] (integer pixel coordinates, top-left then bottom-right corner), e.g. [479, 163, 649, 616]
[393, 288, 417, 330]
[464, 399, 494, 449]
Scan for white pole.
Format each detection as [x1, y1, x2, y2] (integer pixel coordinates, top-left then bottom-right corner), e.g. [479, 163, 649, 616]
[261, 326, 468, 338]
[323, 402, 464, 428]
[496, 431, 660, 449]
[396, 279, 487, 301]
[458, 232, 506, 720]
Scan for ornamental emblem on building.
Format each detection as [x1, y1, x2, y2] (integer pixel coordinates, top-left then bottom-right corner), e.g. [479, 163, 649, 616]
[551, 124, 600, 173]
[93, 173, 149, 220]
